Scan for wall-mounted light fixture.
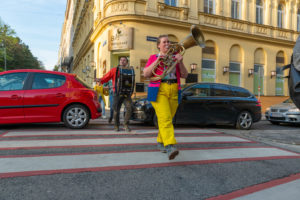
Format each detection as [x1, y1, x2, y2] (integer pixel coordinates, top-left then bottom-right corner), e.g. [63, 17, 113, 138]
[271, 70, 277, 79]
[190, 63, 197, 74]
[223, 66, 229, 74]
[248, 68, 254, 77]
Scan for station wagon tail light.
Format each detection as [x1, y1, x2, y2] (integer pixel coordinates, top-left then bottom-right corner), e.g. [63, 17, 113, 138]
[256, 100, 261, 107]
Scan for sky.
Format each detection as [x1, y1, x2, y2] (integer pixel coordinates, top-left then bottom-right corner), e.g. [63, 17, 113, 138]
[0, 0, 67, 70]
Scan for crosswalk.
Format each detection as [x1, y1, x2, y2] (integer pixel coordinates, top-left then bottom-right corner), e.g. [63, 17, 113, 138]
[0, 128, 299, 180]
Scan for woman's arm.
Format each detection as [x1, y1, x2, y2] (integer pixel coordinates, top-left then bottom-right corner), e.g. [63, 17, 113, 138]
[175, 54, 188, 79]
[143, 56, 160, 78]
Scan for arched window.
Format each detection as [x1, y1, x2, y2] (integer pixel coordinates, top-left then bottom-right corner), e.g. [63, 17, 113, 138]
[256, 0, 264, 24]
[164, 0, 177, 7]
[278, 4, 285, 28]
[201, 41, 216, 83]
[229, 45, 242, 86]
[231, 0, 240, 19]
[276, 51, 285, 96]
[254, 48, 265, 95]
[204, 0, 215, 14]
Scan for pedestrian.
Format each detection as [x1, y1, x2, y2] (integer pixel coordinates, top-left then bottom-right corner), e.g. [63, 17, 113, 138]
[94, 80, 106, 118]
[143, 35, 188, 160]
[100, 56, 134, 132]
[108, 80, 114, 124]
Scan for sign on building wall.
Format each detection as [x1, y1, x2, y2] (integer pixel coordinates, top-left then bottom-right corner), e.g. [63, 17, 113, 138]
[108, 27, 133, 51]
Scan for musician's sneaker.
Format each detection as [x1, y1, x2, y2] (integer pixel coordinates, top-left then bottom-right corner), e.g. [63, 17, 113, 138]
[166, 145, 179, 160]
[124, 125, 131, 132]
[157, 142, 167, 153]
[114, 125, 120, 132]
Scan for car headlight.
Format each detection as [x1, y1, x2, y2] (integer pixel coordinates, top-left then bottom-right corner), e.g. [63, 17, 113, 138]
[287, 108, 300, 113]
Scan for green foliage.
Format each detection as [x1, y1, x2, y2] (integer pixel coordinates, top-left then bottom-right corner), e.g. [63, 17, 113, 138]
[53, 65, 59, 71]
[0, 19, 44, 71]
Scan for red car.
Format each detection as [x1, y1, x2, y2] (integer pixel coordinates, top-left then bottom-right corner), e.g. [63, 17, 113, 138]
[0, 69, 101, 128]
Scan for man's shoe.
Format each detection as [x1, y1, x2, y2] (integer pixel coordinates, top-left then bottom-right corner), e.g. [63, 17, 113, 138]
[108, 118, 112, 124]
[157, 142, 167, 153]
[114, 125, 120, 132]
[124, 125, 131, 132]
[166, 145, 179, 160]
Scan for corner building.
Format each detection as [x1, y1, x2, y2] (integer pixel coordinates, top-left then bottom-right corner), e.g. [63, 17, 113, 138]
[59, 0, 300, 110]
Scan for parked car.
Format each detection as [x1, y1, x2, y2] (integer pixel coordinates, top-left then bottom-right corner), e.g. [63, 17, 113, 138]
[132, 83, 261, 130]
[0, 69, 101, 128]
[265, 98, 300, 125]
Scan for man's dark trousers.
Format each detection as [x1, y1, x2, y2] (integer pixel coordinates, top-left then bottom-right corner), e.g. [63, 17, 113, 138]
[113, 94, 132, 127]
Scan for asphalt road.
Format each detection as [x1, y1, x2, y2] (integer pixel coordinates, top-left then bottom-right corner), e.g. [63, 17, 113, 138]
[0, 119, 299, 200]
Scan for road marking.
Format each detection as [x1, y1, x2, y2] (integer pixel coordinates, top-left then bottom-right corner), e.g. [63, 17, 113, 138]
[208, 173, 300, 200]
[0, 136, 251, 150]
[1, 129, 221, 137]
[0, 147, 298, 178]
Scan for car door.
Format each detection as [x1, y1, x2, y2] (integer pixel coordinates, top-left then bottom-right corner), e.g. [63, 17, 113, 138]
[207, 84, 236, 123]
[23, 72, 67, 122]
[0, 72, 28, 123]
[175, 83, 211, 124]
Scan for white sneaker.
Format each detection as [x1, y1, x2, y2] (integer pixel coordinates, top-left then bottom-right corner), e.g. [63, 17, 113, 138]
[102, 115, 107, 119]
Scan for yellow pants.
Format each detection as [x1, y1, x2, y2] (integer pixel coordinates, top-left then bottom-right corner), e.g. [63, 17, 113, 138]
[151, 83, 178, 146]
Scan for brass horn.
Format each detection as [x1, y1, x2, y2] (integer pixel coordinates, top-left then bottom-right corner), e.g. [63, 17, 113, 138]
[150, 25, 205, 81]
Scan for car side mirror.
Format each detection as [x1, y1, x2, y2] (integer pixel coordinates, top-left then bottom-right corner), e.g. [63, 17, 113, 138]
[182, 91, 193, 99]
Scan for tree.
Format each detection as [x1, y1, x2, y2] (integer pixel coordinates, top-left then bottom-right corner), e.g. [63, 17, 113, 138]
[0, 19, 44, 71]
[53, 65, 59, 71]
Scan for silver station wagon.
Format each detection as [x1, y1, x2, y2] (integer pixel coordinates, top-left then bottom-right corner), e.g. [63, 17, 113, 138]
[265, 98, 300, 125]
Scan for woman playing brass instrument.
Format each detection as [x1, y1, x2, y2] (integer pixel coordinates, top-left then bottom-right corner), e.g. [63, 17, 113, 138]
[144, 35, 188, 160]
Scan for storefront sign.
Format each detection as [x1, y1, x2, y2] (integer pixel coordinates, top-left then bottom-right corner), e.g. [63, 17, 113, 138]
[108, 27, 133, 50]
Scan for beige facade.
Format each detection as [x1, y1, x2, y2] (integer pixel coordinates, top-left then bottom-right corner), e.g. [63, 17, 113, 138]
[59, 0, 300, 100]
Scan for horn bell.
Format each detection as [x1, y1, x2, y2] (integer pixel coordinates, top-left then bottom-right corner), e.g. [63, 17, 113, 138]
[180, 25, 205, 49]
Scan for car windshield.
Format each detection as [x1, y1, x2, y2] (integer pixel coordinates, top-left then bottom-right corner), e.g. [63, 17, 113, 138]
[283, 98, 293, 103]
[75, 76, 92, 89]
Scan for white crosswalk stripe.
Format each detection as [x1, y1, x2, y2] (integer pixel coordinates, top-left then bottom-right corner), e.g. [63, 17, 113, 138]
[0, 136, 250, 149]
[0, 147, 298, 175]
[1, 129, 220, 137]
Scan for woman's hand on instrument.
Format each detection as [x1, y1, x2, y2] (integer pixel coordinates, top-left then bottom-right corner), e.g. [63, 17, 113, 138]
[175, 54, 183, 63]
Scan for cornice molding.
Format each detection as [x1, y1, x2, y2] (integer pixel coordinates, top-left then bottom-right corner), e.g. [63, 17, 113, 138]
[91, 15, 295, 48]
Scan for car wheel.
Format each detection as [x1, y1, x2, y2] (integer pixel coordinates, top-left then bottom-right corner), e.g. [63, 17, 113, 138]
[236, 111, 253, 130]
[153, 113, 158, 129]
[270, 121, 280, 125]
[63, 104, 90, 129]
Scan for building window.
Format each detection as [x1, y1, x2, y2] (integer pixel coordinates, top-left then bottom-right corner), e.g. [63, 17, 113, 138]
[254, 64, 264, 96]
[297, 9, 300, 32]
[201, 59, 216, 83]
[231, 0, 240, 19]
[204, 0, 215, 14]
[278, 4, 284, 28]
[229, 62, 240, 86]
[164, 0, 177, 6]
[276, 53, 285, 96]
[256, 0, 263, 24]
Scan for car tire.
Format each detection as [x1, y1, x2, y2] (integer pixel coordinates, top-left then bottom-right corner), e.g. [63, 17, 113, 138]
[236, 111, 253, 130]
[153, 113, 158, 129]
[270, 121, 280, 125]
[63, 104, 90, 129]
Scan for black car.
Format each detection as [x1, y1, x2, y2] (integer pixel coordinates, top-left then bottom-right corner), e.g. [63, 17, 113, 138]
[132, 83, 261, 130]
